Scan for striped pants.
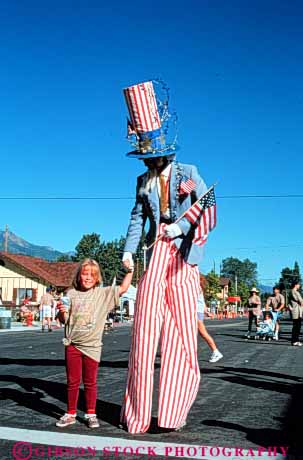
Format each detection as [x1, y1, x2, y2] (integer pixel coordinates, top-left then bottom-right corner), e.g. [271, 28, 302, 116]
[121, 229, 201, 433]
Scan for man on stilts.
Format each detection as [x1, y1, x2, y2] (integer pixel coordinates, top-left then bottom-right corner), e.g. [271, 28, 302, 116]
[121, 80, 214, 434]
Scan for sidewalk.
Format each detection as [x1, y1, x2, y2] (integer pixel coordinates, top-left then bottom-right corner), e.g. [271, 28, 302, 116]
[0, 321, 132, 333]
[0, 321, 42, 332]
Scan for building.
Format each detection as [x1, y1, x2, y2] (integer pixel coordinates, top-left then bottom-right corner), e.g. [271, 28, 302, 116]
[120, 284, 137, 318]
[199, 274, 231, 304]
[0, 252, 78, 305]
[218, 277, 231, 302]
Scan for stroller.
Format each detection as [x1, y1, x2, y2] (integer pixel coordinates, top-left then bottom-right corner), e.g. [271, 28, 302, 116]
[255, 310, 276, 341]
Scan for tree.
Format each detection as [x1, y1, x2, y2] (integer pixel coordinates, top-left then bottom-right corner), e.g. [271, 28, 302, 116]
[56, 254, 72, 262]
[221, 257, 257, 286]
[73, 233, 102, 262]
[72, 231, 148, 287]
[293, 261, 302, 285]
[221, 257, 258, 305]
[204, 270, 221, 303]
[279, 261, 302, 291]
[99, 237, 126, 286]
[73, 233, 128, 286]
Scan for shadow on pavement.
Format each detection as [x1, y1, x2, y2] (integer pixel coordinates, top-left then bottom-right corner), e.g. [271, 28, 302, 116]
[202, 419, 288, 453]
[201, 377, 303, 458]
[0, 387, 64, 419]
[199, 365, 302, 382]
[0, 358, 65, 366]
[0, 357, 155, 369]
[0, 375, 123, 427]
[284, 382, 303, 459]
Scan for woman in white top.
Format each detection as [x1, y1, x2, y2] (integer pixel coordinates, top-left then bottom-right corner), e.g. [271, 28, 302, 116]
[197, 291, 223, 363]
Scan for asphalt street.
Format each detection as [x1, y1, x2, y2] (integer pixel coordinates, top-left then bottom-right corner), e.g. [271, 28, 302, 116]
[0, 318, 302, 460]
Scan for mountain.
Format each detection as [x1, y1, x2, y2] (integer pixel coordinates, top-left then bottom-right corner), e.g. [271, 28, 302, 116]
[0, 229, 66, 261]
[258, 283, 273, 294]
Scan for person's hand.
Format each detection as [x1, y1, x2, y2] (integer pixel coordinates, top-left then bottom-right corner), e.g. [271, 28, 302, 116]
[164, 223, 183, 239]
[122, 252, 134, 270]
[57, 305, 68, 315]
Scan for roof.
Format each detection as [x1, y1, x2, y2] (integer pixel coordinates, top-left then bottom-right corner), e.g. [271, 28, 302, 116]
[0, 251, 79, 288]
[219, 277, 231, 286]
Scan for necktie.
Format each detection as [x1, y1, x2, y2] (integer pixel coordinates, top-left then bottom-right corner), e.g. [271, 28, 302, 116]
[159, 174, 168, 214]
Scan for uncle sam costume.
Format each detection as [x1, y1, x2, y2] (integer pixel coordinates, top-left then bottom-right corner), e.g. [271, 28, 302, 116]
[121, 81, 208, 433]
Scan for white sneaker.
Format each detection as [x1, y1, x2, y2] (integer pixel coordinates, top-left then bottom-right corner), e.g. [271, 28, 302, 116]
[84, 414, 100, 428]
[292, 342, 303, 347]
[209, 350, 223, 363]
[56, 413, 76, 428]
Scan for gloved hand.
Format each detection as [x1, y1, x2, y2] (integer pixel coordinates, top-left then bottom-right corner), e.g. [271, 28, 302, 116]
[164, 223, 183, 239]
[122, 252, 134, 270]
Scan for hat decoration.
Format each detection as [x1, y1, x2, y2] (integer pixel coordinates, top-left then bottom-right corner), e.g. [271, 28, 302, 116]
[123, 79, 178, 159]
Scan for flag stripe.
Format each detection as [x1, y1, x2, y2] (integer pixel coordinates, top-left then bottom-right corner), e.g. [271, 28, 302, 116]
[124, 82, 161, 133]
[149, 82, 161, 126]
[124, 91, 136, 129]
[184, 187, 217, 245]
[144, 81, 158, 130]
[193, 203, 217, 245]
[136, 84, 151, 132]
[130, 86, 144, 132]
[121, 227, 200, 433]
[180, 177, 196, 194]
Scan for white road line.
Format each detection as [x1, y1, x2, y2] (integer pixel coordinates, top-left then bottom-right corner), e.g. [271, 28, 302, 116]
[0, 427, 287, 460]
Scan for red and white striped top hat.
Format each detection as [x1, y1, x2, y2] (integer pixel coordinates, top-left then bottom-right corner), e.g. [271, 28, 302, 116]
[123, 80, 177, 158]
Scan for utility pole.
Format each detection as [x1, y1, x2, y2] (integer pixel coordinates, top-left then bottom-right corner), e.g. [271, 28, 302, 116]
[4, 224, 9, 252]
[136, 257, 139, 287]
[235, 273, 238, 313]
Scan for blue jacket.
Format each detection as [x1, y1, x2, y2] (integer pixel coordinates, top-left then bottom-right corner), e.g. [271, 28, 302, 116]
[124, 161, 208, 265]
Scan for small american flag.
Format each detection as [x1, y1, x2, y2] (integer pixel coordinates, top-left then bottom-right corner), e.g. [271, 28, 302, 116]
[179, 176, 196, 194]
[184, 186, 217, 246]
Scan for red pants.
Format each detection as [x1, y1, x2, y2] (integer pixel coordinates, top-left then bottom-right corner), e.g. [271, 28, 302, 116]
[121, 229, 201, 433]
[65, 344, 99, 414]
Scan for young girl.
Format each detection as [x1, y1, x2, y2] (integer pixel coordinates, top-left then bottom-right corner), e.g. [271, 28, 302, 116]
[56, 258, 133, 429]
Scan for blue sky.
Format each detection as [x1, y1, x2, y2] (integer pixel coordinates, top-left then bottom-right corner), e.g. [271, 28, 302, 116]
[0, 0, 302, 284]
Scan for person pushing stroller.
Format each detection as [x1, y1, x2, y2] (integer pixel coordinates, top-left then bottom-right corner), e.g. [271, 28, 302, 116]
[265, 286, 285, 341]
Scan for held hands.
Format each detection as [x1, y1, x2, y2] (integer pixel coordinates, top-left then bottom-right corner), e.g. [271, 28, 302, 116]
[164, 223, 183, 239]
[119, 255, 135, 295]
[121, 224, 183, 274]
[122, 252, 134, 272]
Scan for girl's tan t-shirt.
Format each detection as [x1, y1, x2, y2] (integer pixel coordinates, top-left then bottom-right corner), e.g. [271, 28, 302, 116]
[64, 286, 119, 362]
